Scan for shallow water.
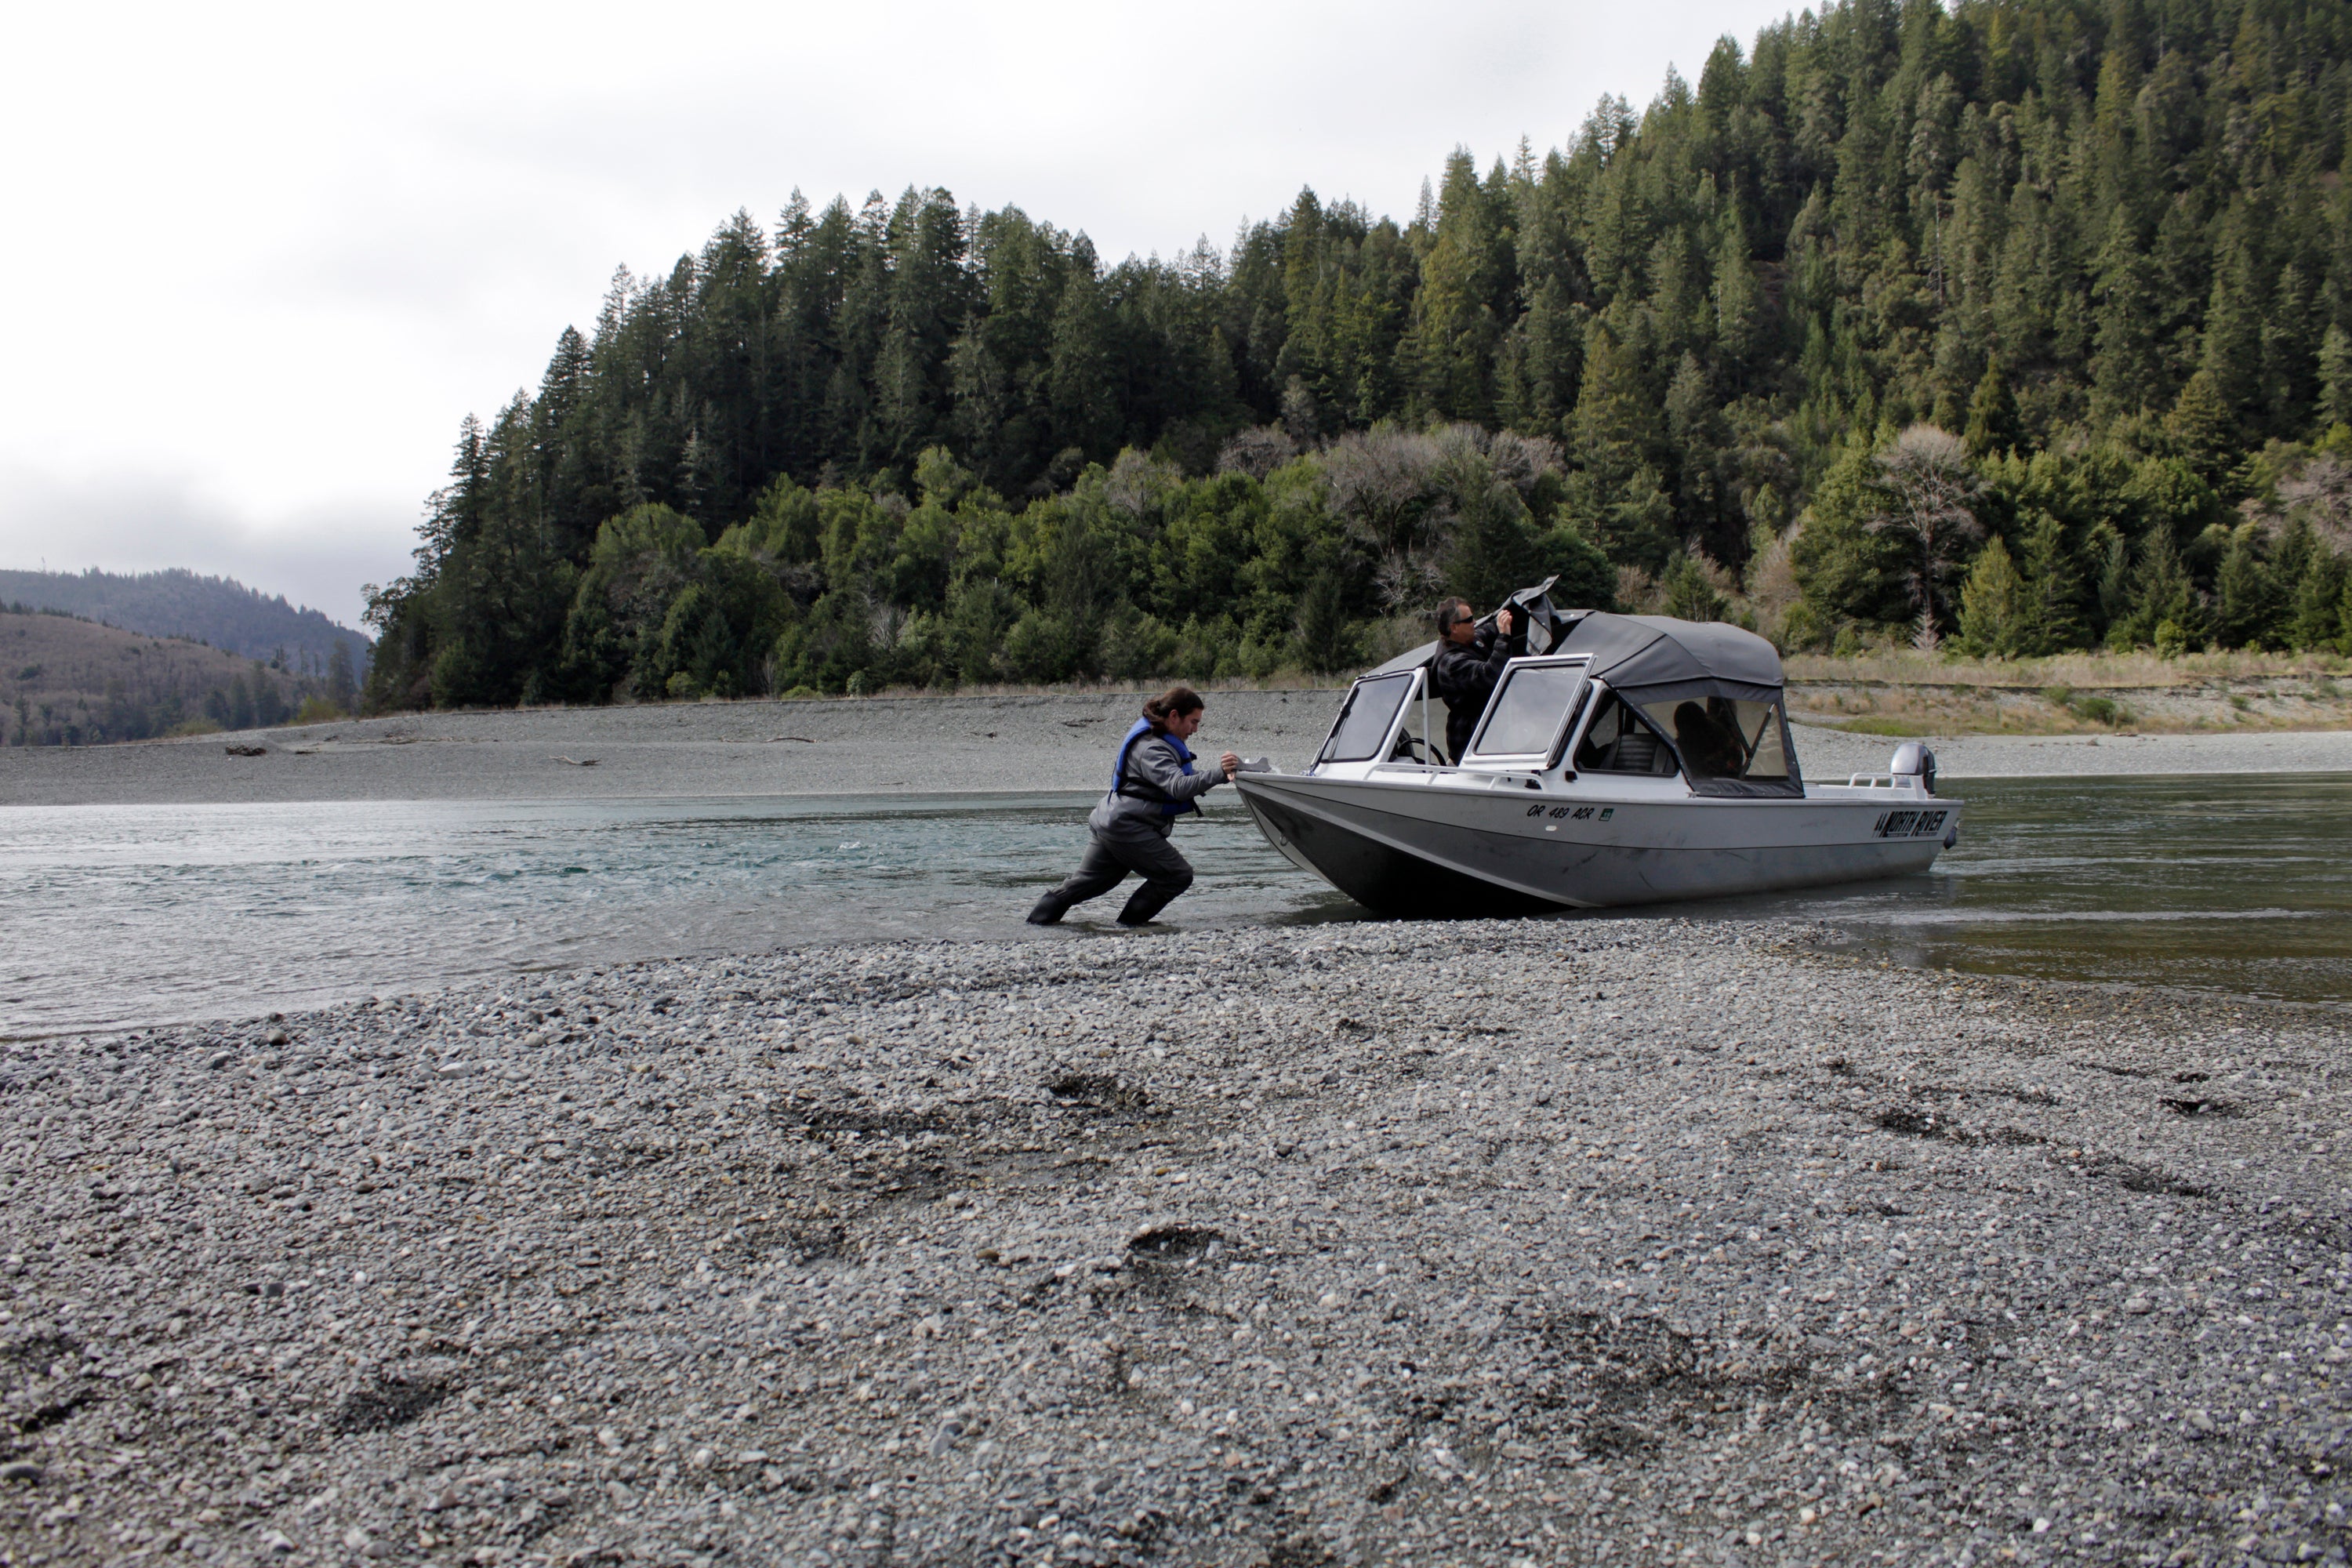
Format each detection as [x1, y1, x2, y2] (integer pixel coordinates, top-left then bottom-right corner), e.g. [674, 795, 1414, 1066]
[1769, 771, 2352, 1006]
[4, 774, 2347, 1036]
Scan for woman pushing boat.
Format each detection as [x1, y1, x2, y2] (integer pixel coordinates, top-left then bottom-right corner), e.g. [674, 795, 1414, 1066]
[1026, 685, 1240, 927]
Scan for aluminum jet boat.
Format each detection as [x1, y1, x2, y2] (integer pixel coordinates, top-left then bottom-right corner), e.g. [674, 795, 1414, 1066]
[1233, 590, 1959, 914]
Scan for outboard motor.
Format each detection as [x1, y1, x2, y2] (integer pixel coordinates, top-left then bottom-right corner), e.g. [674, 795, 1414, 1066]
[1889, 741, 1937, 796]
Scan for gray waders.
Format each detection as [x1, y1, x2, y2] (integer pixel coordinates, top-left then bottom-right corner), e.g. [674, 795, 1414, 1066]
[1026, 830, 1196, 927]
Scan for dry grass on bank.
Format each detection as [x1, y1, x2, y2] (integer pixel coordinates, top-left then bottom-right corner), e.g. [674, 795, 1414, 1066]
[1782, 645, 2351, 690]
[1787, 648, 2352, 736]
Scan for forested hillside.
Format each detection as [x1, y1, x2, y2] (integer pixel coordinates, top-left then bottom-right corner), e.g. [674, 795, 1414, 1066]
[0, 568, 372, 673]
[366, 0, 2352, 712]
[0, 610, 353, 746]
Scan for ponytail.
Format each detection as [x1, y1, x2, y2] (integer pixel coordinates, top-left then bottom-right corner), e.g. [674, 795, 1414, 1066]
[1142, 684, 1204, 730]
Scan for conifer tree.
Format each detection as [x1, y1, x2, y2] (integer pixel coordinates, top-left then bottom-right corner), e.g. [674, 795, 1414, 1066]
[2319, 324, 2352, 431]
[2212, 521, 2278, 649]
[1047, 237, 1117, 462]
[1955, 534, 2027, 656]
[2165, 370, 2239, 481]
[2109, 524, 2204, 653]
[1404, 151, 1513, 423]
[2198, 216, 2267, 424]
[2286, 548, 2349, 652]
[2016, 512, 2085, 656]
[1964, 361, 2022, 459]
[2090, 212, 2163, 420]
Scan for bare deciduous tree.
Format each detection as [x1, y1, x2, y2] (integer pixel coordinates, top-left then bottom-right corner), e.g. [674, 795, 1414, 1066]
[1322, 424, 1568, 612]
[1104, 448, 1179, 519]
[1321, 428, 1446, 609]
[1214, 425, 1297, 480]
[1868, 424, 1984, 648]
[2274, 453, 2352, 552]
[1479, 430, 1566, 496]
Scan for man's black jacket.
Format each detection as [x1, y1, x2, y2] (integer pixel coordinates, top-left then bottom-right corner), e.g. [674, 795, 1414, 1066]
[1431, 626, 1524, 760]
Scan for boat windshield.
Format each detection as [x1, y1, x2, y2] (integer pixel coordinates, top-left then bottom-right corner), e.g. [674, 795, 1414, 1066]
[1468, 663, 1588, 760]
[1638, 696, 1793, 785]
[1317, 673, 1415, 764]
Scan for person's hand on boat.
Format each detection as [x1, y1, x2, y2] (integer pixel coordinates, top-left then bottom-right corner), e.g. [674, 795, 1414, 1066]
[1220, 751, 1242, 779]
[1497, 608, 1514, 635]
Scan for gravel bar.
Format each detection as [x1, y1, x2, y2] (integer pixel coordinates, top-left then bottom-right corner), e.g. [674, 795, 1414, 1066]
[2, 923, 2347, 1566]
[5, 692, 2348, 807]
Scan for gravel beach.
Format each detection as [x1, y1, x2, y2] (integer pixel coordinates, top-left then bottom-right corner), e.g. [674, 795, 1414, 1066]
[4, 923, 2347, 1566]
[5, 693, 2351, 807]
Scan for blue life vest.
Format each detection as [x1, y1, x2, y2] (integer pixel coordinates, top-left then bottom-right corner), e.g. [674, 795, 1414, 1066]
[1112, 717, 1196, 816]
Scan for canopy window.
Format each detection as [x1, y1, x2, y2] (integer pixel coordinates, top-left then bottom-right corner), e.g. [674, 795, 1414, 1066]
[1467, 662, 1588, 762]
[1572, 690, 1681, 776]
[1636, 695, 1803, 798]
[1316, 673, 1414, 764]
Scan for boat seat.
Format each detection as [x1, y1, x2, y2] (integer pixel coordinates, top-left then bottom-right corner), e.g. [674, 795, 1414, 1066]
[1596, 734, 1660, 772]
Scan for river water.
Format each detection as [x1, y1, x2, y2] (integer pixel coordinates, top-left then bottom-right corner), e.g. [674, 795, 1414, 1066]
[4, 774, 2347, 1037]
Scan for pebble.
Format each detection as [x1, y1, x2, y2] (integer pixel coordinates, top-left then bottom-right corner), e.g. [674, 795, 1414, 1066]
[0, 1462, 41, 1483]
[0, 920, 2343, 1565]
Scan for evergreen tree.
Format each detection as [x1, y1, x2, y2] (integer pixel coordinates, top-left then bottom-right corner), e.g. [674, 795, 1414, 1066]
[1659, 552, 1729, 622]
[2165, 370, 2239, 482]
[2015, 511, 2085, 655]
[2108, 524, 2205, 652]
[1955, 533, 2027, 655]
[2090, 212, 2164, 421]
[2212, 522, 2279, 648]
[2319, 324, 2352, 431]
[2285, 547, 2349, 652]
[1404, 151, 1514, 423]
[1047, 238, 1118, 462]
[1963, 361, 2022, 458]
[2198, 212, 2267, 425]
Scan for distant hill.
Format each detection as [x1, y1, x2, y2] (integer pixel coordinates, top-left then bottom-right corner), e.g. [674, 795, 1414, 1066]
[0, 608, 341, 745]
[0, 568, 371, 673]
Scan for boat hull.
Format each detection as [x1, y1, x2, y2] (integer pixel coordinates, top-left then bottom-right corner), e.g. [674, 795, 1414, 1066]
[1235, 771, 1955, 916]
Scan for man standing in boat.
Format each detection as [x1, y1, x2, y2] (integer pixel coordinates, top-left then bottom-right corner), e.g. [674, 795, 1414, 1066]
[1430, 598, 1523, 762]
[1027, 685, 1240, 927]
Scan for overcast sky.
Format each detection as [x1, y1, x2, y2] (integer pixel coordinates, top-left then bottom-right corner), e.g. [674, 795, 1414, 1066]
[2, 0, 1792, 631]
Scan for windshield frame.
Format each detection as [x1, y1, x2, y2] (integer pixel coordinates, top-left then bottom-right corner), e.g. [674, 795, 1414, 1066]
[1463, 656, 1593, 767]
[1315, 671, 1418, 765]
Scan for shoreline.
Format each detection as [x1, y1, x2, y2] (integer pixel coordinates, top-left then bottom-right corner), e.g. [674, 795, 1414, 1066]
[2, 922, 2345, 1564]
[3, 692, 2350, 807]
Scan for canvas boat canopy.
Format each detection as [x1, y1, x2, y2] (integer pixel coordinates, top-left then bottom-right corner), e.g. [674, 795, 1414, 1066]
[1554, 613, 1784, 706]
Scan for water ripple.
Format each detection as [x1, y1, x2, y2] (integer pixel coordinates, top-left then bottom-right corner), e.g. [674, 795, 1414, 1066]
[4, 774, 2347, 1035]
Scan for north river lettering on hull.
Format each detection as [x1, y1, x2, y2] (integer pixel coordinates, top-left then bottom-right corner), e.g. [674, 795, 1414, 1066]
[1872, 808, 1950, 839]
